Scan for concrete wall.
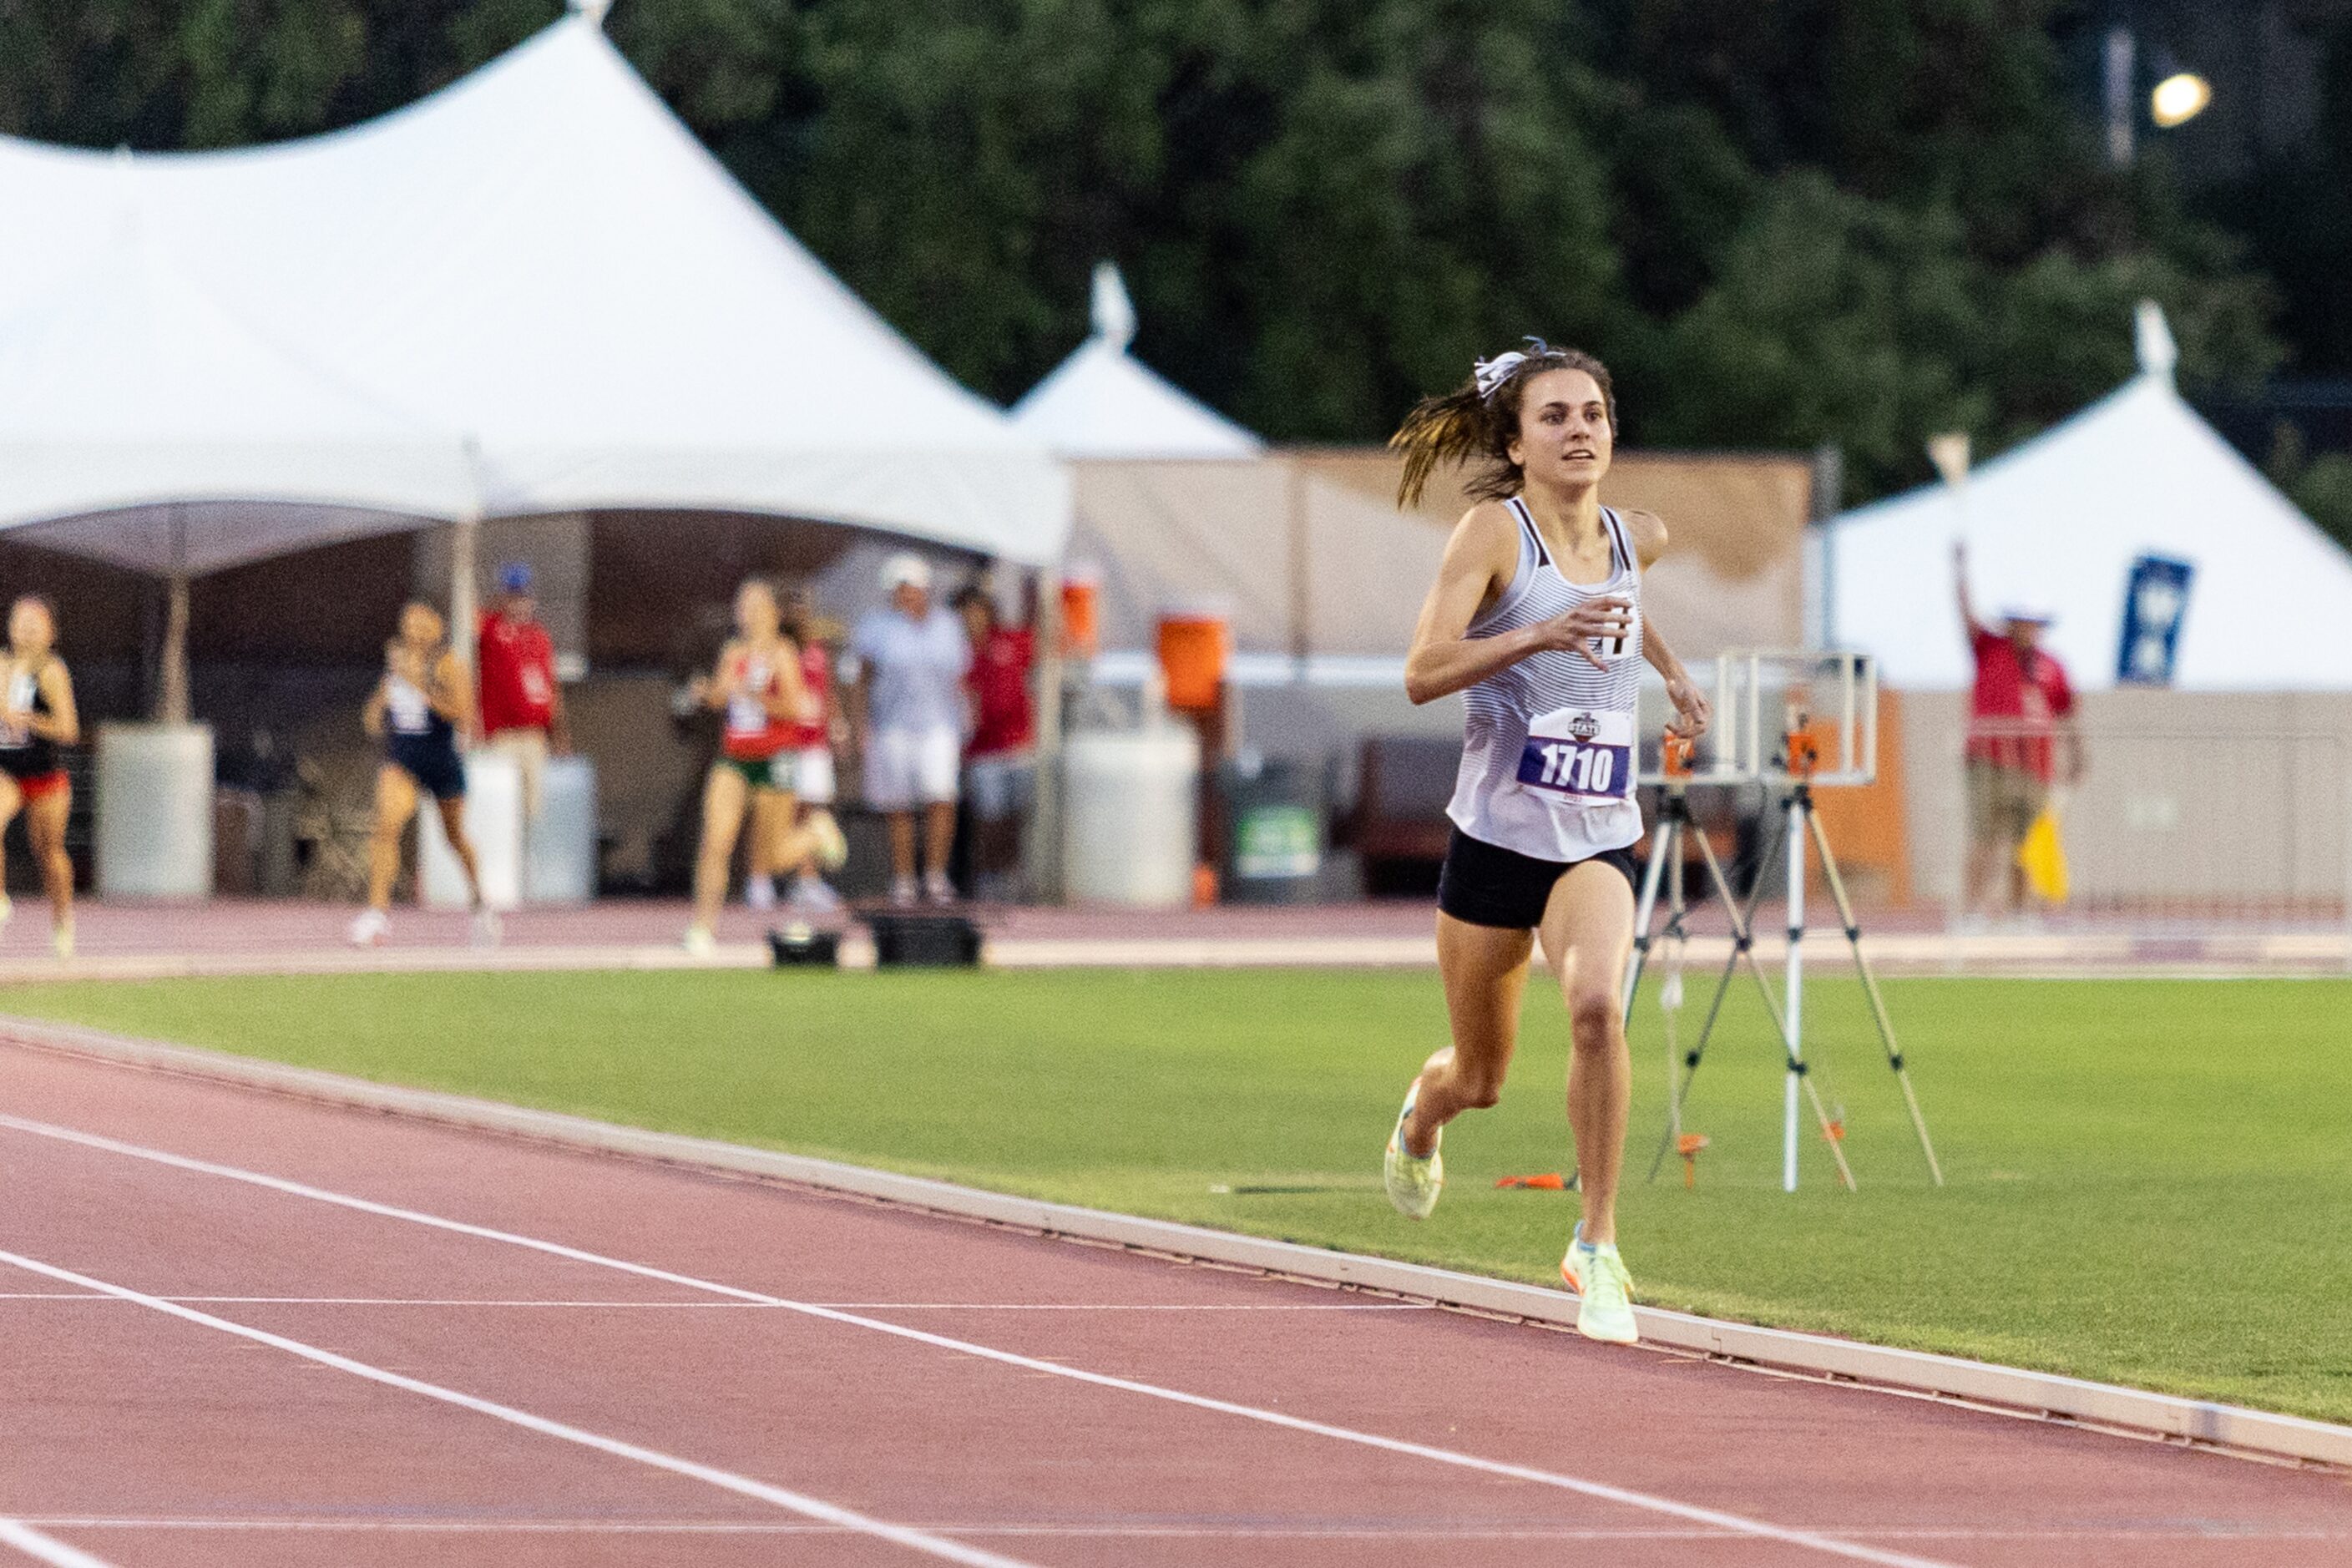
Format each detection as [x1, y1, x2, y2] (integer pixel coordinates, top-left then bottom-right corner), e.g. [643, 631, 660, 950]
[1901, 688, 2352, 913]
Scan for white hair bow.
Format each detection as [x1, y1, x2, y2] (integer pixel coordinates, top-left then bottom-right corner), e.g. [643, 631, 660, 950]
[1472, 336, 1555, 401]
[1473, 352, 1526, 401]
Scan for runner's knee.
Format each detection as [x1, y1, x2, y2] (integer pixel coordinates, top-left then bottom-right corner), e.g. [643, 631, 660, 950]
[1456, 1071, 1505, 1110]
[1567, 992, 1621, 1053]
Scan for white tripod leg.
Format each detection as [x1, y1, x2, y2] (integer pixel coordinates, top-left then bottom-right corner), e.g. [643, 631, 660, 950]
[1622, 813, 1673, 1019]
[1783, 789, 1805, 1194]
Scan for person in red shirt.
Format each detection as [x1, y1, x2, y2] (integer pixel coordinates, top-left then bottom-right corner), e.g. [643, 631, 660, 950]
[1955, 543, 2083, 918]
[953, 582, 1035, 901]
[477, 563, 569, 827]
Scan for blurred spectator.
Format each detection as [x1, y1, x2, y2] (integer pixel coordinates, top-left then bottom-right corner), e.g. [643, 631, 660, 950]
[1955, 542, 2082, 918]
[954, 580, 1035, 901]
[477, 562, 568, 826]
[849, 554, 970, 906]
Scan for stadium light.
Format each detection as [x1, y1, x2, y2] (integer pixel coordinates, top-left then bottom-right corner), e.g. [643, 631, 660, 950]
[2150, 72, 2211, 129]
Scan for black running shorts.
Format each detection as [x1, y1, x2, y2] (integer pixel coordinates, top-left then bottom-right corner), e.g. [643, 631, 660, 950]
[1436, 826, 1637, 931]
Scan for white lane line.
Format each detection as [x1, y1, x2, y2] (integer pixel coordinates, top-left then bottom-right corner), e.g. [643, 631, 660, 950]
[0, 1293, 1432, 1311]
[23, 1518, 2349, 1540]
[0, 1520, 116, 1568]
[0, 1249, 1035, 1568]
[0, 1113, 1954, 1568]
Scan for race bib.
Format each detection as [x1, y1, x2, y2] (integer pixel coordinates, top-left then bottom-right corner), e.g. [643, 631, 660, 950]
[1516, 707, 1634, 802]
[727, 656, 771, 736]
[386, 676, 432, 736]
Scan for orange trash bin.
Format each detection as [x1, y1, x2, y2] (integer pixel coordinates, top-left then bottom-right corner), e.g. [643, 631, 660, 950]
[1060, 569, 1102, 660]
[1156, 609, 1230, 714]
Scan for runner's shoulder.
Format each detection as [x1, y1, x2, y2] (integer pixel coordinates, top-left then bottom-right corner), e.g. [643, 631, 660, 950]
[1616, 508, 1667, 564]
[1446, 499, 1523, 570]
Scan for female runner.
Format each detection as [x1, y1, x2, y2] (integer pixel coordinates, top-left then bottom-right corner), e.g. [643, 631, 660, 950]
[1383, 341, 1709, 1344]
[683, 578, 845, 957]
[0, 597, 81, 958]
[351, 603, 497, 947]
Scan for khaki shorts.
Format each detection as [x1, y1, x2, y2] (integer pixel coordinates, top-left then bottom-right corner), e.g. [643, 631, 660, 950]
[1965, 757, 2046, 847]
[487, 728, 549, 822]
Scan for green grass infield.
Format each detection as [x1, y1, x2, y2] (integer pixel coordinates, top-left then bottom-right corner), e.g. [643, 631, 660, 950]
[6, 967, 2349, 1423]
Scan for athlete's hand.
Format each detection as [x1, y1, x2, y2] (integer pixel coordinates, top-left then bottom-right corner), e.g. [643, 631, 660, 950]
[1529, 597, 1633, 670]
[1664, 672, 1711, 739]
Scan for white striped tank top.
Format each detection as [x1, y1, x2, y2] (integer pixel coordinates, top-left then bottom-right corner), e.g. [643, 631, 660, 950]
[1445, 497, 1644, 862]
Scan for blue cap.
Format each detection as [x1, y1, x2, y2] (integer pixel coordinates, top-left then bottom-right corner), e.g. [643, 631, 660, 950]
[498, 562, 534, 594]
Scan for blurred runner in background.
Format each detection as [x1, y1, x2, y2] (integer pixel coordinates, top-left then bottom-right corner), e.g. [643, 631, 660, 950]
[477, 562, 568, 832]
[352, 603, 497, 949]
[683, 579, 844, 956]
[850, 555, 970, 907]
[1954, 542, 2082, 921]
[954, 580, 1036, 903]
[0, 596, 80, 958]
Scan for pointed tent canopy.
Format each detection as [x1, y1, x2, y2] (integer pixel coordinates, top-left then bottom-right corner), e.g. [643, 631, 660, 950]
[1012, 264, 1262, 459]
[0, 15, 1068, 569]
[1827, 308, 2352, 690]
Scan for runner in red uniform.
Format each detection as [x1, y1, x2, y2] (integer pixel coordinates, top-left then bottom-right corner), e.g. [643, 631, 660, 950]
[682, 579, 845, 957]
[0, 597, 80, 958]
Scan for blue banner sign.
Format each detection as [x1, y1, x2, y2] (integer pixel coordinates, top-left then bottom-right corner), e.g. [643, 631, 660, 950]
[2117, 554, 2193, 685]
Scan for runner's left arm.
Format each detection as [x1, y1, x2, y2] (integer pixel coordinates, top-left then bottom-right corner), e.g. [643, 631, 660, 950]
[427, 651, 476, 740]
[764, 636, 817, 725]
[1623, 512, 1710, 740]
[28, 659, 77, 746]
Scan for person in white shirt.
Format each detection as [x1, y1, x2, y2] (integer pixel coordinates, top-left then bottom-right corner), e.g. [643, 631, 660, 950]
[847, 555, 970, 906]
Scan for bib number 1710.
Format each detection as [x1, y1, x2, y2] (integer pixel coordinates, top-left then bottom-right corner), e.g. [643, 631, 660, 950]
[1515, 706, 1635, 803]
[1532, 741, 1614, 795]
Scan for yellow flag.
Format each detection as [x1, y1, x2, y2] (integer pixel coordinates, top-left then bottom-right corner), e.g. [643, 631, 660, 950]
[2017, 803, 2070, 904]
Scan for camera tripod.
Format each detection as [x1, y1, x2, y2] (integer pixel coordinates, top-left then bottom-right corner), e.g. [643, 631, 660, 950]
[1622, 731, 1943, 1192]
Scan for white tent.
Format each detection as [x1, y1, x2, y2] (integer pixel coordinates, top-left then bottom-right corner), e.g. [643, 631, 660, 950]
[1827, 306, 2352, 690]
[0, 8, 1068, 569]
[0, 219, 476, 574]
[1011, 264, 1262, 460]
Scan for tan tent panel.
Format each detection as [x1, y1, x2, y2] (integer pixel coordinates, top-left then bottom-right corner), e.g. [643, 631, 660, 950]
[1070, 449, 1814, 663]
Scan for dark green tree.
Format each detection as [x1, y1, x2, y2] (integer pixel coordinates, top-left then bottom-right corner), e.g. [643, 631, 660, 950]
[0, 0, 2294, 501]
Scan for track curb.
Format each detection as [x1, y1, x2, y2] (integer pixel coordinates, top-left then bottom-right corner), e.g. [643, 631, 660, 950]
[7, 1014, 2348, 1472]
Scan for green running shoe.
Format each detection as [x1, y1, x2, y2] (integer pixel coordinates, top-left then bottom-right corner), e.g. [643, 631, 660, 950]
[1560, 1224, 1639, 1344]
[1382, 1087, 1443, 1220]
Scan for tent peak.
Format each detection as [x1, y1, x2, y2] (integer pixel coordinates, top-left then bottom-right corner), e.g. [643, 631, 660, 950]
[567, 0, 613, 27]
[1090, 261, 1136, 350]
[2136, 299, 2177, 386]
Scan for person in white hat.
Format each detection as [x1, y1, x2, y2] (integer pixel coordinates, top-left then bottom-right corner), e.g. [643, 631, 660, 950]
[1955, 542, 2082, 919]
[847, 554, 971, 904]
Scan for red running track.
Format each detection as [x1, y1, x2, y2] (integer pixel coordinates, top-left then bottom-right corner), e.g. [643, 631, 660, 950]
[0, 1042, 2346, 1568]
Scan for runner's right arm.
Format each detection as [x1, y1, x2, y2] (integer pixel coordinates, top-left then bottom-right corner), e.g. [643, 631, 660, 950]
[693, 641, 738, 711]
[361, 673, 388, 739]
[1404, 503, 1631, 704]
